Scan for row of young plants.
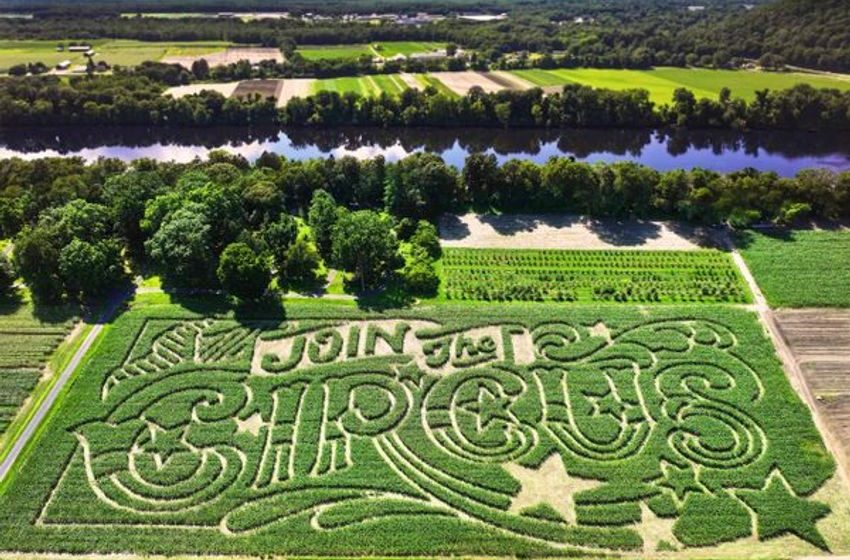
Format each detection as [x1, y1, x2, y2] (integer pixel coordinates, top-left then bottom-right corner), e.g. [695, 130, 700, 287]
[0, 300, 837, 555]
[441, 248, 750, 303]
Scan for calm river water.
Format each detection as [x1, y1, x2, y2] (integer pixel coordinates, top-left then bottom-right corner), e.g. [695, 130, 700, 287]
[2, 126, 849, 176]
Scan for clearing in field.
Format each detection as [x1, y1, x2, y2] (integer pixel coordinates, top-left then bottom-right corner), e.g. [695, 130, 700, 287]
[441, 248, 749, 303]
[440, 213, 718, 251]
[0, 301, 845, 556]
[510, 67, 850, 104]
[735, 228, 850, 307]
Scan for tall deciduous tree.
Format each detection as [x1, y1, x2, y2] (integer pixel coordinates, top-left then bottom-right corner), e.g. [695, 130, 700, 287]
[332, 210, 399, 291]
[216, 242, 270, 301]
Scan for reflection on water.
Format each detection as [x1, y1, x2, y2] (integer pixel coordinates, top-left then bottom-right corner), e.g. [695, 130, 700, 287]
[1, 126, 849, 176]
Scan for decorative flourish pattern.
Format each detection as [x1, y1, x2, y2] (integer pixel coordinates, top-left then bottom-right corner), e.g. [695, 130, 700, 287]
[35, 314, 835, 554]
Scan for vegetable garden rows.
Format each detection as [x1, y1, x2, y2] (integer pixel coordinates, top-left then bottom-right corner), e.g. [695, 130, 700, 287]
[0, 302, 843, 556]
[442, 249, 749, 303]
[0, 303, 77, 434]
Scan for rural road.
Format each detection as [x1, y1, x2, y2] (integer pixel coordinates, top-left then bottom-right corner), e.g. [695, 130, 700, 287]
[730, 248, 850, 491]
[0, 290, 128, 482]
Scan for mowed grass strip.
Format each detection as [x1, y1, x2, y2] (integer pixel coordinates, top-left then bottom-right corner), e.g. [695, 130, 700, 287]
[736, 229, 850, 308]
[312, 74, 409, 96]
[441, 248, 750, 303]
[510, 67, 850, 103]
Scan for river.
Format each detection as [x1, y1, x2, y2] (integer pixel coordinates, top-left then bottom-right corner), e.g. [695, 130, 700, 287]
[2, 126, 849, 175]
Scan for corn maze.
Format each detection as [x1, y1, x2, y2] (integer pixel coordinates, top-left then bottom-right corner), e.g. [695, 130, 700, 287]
[0, 305, 841, 556]
[442, 249, 749, 303]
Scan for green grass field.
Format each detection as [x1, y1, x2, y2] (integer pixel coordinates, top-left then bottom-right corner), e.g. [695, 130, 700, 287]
[511, 67, 850, 103]
[415, 73, 458, 96]
[298, 42, 445, 61]
[0, 39, 230, 71]
[0, 294, 844, 556]
[441, 248, 750, 303]
[735, 229, 850, 307]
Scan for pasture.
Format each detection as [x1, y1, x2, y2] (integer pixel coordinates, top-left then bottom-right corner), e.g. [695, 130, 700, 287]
[510, 67, 850, 103]
[0, 39, 231, 71]
[735, 229, 850, 307]
[0, 298, 845, 556]
[441, 248, 749, 303]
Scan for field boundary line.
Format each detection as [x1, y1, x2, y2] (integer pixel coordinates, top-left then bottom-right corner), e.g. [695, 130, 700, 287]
[0, 290, 128, 482]
[729, 248, 850, 492]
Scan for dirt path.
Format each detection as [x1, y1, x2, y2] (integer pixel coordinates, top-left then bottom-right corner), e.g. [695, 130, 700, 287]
[0, 290, 129, 482]
[729, 248, 850, 491]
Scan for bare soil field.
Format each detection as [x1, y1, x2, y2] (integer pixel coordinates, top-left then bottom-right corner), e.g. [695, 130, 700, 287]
[775, 310, 850, 481]
[439, 213, 720, 250]
[276, 78, 316, 106]
[232, 79, 282, 100]
[162, 46, 283, 69]
[429, 71, 504, 95]
[163, 82, 239, 99]
[486, 71, 535, 91]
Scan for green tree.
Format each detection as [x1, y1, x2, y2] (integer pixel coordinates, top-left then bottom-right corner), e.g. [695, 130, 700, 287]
[280, 237, 321, 285]
[401, 246, 439, 297]
[216, 242, 270, 300]
[262, 213, 299, 270]
[307, 189, 339, 260]
[58, 239, 124, 300]
[409, 220, 441, 259]
[332, 210, 399, 291]
[0, 252, 15, 294]
[145, 208, 213, 287]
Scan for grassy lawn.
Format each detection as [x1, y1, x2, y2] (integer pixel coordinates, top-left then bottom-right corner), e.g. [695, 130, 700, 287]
[736, 229, 850, 307]
[374, 41, 446, 57]
[511, 67, 850, 103]
[439, 248, 750, 303]
[0, 293, 843, 556]
[298, 42, 446, 61]
[297, 44, 373, 61]
[0, 39, 230, 71]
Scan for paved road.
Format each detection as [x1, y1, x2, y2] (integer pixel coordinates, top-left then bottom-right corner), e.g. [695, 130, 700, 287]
[0, 291, 127, 482]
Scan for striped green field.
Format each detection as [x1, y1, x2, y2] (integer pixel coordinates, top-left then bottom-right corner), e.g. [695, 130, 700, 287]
[311, 74, 408, 96]
[511, 67, 850, 103]
[297, 44, 373, 61]
[415, 74, 459, 97]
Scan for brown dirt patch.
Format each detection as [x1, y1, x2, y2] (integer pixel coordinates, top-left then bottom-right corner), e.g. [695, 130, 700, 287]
[429, 71, 504, 95]
[440, 213, 719, 250]
[277, 78, 316, 106]
[164, 82, 239, 99]
[232, 80, 283, 100]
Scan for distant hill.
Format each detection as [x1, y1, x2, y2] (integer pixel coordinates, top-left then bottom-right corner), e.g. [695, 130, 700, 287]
[719, 0, 850, 71]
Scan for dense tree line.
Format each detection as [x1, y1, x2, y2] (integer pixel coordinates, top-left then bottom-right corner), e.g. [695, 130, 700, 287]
[2, 151, 848, 302]
[2, 0, 847, 72]
[3, 74, 850, 132]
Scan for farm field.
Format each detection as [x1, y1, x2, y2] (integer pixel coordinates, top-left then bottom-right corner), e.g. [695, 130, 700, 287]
[311, 74, 408, 96]
[735, 229, 850, 307]
[0, 296, 845, 556]
[0, 302, 77, 440]
[510, 67, 850, 104]
[441, 248, 749, 303]
[297, 42, 446, 61]
[0, 39, 231, 71]
[774, 310, 850, 482]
